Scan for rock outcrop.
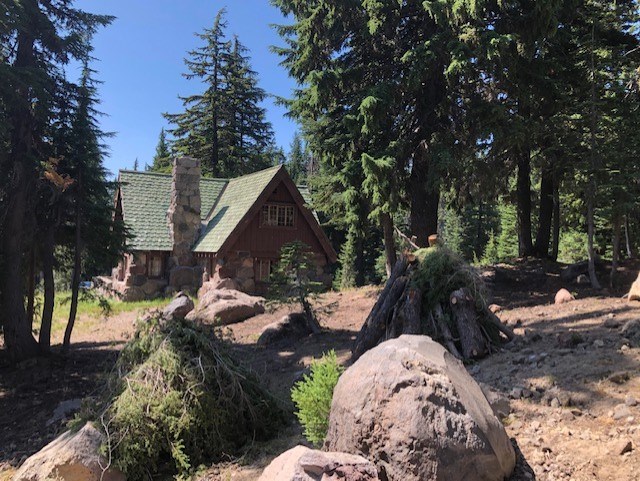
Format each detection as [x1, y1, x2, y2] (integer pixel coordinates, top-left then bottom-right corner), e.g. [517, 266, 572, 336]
[324, 335, 516, 481]
[258, 445, 379, 481]
[162, 292, 194, 320]
[186, 288, 265, 325]
[257, 313, 313, 346]
[13, 423, 125, 481]
[628, 272, 640, 302]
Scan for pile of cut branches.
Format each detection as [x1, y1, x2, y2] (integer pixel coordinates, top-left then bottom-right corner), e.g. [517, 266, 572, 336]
[85, 316, 285, 480]
[353, 247, 514, 361]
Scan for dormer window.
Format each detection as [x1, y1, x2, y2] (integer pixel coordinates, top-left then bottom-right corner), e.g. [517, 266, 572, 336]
[262, 204, 295, 227]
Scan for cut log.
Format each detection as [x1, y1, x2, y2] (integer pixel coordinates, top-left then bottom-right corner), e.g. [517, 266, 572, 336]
[353, 272, 408, 361]
[432, 303, 463, 360]
[486, 310, 515, 341]
[387, 286, 422, 338]
[450, 288, 488, 359]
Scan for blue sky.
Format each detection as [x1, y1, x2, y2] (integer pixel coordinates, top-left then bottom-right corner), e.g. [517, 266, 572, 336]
[70, 0, 298, 176]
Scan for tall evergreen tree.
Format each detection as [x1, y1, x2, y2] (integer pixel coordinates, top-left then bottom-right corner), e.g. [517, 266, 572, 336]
[165, 10, 275, 177]
[287, 132, 310, 184]
[0, 0, 112, 361]
[149, 127, 171, 172]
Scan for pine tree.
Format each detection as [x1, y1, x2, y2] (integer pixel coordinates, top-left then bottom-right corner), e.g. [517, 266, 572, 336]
[287, 132, 310, 184]
[150, 128, 171, 172]
[0, 0, 112, 361]
[165, 10, 275, 177]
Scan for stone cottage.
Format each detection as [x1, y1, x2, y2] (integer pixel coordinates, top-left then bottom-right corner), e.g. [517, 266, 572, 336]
[109, 157, 336, 300]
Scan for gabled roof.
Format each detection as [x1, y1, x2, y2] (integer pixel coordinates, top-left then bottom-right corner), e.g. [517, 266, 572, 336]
[116, 165, 336, 262]
[118, 170, 226, 251]
[193, 165, 281, 253]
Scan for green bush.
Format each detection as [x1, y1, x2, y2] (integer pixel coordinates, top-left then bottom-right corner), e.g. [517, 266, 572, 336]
[89, 317, 285, 480]
[558, 229, 588, 264]
[291, 350, 344, 446]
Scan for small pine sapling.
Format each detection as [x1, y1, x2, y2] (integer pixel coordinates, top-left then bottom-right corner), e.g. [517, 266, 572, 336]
[291, 350, 344, 446]
[271, 241, 323, 333]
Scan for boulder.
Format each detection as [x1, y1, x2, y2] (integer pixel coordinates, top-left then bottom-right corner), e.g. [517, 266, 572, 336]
[554, 288, 575, 305]
[162, 292, 194, 321]
[561, 260, 601, 282]
[621, 319, 640, 347]
[186, 288, 265, 325]
[197, 278, 238, 298]
[628, 272, 640, 301]
[325, 335, 515, 481]
[13, 422, 125, 481]
[258, 445, 379, 481]
[257, 313, 313, 346]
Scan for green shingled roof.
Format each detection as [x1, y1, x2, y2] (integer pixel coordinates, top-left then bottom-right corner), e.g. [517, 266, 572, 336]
[193, 165, 282, 253]
[118, 170, 226, 251]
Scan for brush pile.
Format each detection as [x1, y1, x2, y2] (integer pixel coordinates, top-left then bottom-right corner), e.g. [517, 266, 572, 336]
[353, 247, 514, 361]
[92, 316, 285, 480]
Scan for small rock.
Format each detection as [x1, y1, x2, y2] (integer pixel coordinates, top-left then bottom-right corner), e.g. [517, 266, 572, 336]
[510, 387, 524, 399]
[625, 396, 638, 407]
[613, 404, 632, 421]
[609, 371, 630, 384]
[604, 316, 622, 329]
[613, 440, 633, 455]
[489, 304, 503, 313]
[555, 288, 575, 305]
[593, 339, 604, 348]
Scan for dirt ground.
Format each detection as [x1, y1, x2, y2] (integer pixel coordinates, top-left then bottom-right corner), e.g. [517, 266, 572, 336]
[1, 261, 640, 480]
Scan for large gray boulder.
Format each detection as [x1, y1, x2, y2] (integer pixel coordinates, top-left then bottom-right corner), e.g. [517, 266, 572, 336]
[325, 335, 515, 481]
[258, 445, 379, 481]
[13, 423, 125, 481]
[162, 292, 194, 320]
[257, 313, 313, 346]
[186, 288, 265, 325]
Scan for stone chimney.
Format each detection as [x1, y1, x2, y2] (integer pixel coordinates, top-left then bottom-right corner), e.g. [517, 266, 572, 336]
[168, 156, 201, 267]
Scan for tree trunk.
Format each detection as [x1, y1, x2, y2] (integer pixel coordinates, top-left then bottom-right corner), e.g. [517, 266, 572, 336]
[534, 166, 554, 257]
[63, 198, 82, 351]
[516, 147, 534, 257]
[410, 141, 439, 247]
[624, 214, 634, 258]
[587, 21, 601, 290]
[0, 28, 39, 362]
[610, 215, 621, 289]
[551, 174, 560, 261]
[39, 226, 56, 353]
[26, 247, 36, 330]
[380, 212, 397, 278]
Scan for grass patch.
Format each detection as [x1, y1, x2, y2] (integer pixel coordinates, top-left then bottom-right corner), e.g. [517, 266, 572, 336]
[32, 291, 171, 339]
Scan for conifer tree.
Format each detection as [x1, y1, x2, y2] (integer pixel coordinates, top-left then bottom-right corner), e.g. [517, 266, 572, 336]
[149, 128, 171, 172]
[287, 132, 310, 184]
[166, 10, 275, 177]
[0, 0, 112, 361]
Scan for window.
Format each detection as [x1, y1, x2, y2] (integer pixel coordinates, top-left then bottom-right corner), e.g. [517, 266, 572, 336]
[261, 204, 295, 227]
[149, 254, 163, 278]
[256, 259, 273, 282]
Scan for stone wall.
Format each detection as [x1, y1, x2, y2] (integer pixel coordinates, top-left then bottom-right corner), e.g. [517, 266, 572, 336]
[210, 252, 332, 295]
[168, 156, 201, 268]
[108, 252, 168, 301]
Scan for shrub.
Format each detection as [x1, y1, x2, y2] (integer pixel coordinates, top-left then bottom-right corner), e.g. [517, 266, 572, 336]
[291, 350, 344, 446]
[88, 317, 285, 480]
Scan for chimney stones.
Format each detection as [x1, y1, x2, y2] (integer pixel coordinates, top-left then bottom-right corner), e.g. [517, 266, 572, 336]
[168, 157, 201, 267]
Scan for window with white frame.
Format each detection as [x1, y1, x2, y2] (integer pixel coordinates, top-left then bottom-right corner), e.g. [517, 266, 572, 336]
[261, 204, 295, 227]
[256, 259, 273, 282]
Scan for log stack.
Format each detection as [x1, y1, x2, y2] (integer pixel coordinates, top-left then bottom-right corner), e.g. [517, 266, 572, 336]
[352, 248, 514, 362]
